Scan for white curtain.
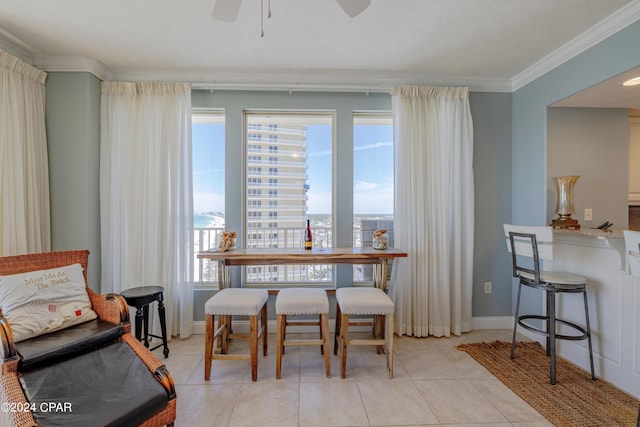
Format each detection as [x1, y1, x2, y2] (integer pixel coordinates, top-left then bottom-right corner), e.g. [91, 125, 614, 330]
[390, 86, 474, 337]
[0, 50, 50, 256]
[100, 82, 193, 339]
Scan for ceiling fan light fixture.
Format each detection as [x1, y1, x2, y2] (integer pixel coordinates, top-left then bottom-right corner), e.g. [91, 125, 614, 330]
[212, 0, 242, 22]
[622, 77, 640, 87]
[336, 0, 371, 17]
[212, 0, 371, 36]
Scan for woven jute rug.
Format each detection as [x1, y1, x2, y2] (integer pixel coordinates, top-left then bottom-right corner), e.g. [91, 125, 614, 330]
[458, 341, 639, 427]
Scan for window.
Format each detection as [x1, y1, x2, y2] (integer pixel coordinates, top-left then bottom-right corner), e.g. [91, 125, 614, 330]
[192, 112, 225, 286]
[353, 113, 394, 283]
[245, 112, 334, 285]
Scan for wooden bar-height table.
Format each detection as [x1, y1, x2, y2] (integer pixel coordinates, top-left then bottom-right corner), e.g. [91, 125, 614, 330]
[197, 247, 408, 291]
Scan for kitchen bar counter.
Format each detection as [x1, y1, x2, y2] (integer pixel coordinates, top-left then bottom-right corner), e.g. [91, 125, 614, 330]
[537, 227, 639, 397]
[553, 228, 623, 239]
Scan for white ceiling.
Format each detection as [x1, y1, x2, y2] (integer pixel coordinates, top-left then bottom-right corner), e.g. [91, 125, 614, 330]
[552, 65, 640, 110]
[0, 0, 639, 92]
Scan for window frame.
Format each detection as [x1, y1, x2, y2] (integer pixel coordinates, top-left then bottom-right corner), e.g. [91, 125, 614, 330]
[192, 110, 226, 288]
[352, 111, 394, 285]
[242, 110, 336, 288]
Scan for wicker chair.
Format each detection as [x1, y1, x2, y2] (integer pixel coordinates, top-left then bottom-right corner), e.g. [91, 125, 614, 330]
[0, 250, 176, 427]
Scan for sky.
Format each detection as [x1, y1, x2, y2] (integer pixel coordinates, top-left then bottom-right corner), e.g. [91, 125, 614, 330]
[192, 120, 393, 215]
[192, 123, 225, 214]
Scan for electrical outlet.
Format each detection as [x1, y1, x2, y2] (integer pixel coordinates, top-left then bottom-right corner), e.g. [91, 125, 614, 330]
[484, 282, 492, 294]
[584, 208, 593, 221]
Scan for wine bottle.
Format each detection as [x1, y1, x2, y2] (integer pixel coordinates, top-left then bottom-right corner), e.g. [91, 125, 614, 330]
[304, 219, 313, 250]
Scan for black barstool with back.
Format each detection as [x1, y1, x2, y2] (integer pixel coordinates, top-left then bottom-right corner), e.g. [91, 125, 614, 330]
[504, 224, 595, 385]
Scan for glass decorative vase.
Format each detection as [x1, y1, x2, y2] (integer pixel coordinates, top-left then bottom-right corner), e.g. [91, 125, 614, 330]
[551, 176, 580, 229]
[372, 229, 389, 250]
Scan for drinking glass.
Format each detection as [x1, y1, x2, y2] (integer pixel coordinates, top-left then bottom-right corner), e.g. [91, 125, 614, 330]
[316, 229, 326, 252]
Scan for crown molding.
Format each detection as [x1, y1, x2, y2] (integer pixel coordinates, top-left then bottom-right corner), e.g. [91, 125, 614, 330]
[0, 28, 113, 81]
[512, 0, 640, 91]
[0, 28, 36, 63]
[31, 54, 113, 81]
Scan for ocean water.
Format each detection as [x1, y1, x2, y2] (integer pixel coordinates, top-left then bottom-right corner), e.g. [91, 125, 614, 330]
[194, 214, 224, 228]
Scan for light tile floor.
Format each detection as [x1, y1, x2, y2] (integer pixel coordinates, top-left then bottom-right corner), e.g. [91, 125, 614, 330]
[151, 329, 553, 427]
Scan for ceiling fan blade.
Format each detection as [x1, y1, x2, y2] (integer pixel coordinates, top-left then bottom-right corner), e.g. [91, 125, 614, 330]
[336, 0, 371, 17]
[212, 0, 243, 22]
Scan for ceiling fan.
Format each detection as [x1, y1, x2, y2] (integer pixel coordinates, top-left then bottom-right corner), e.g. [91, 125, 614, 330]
[212, 0, 372, 23]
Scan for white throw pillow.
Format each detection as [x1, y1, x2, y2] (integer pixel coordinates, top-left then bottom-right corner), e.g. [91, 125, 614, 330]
[0, 263, 98, 342]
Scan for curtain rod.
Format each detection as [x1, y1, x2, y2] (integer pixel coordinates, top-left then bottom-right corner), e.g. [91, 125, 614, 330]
[190, 82, 392, 94]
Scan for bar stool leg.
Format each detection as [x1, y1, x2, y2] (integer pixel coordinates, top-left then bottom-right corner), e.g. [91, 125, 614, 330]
[204, 314, 214, 380]
[319, 314, 324, 355]
[261, 303, 268, 357]
[549, 290, 557, 385]
[546, 291, 553, 358]
[584, 290, 596, 380]
[386, 313, 394, 379]
[320, 313, 330, 377]
[340, 312, 349, 379]
[281, 314, 287, 355]
[334, 304, 341, 356]
[216, 315, 224, 352]
[276, 314, 284, 379]
[249, 314, 259, 382]
[134, 306, 144, 343]
[511, 282, 523, 359]
[375, 314, 383, 354]
[221, 315, 230, 354]
[142, 304, 150, 348]
[158, 299, 169, 358]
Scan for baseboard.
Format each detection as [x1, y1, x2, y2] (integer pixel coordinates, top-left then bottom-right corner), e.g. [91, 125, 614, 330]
[192, 316, 516, 335]
[471, 316, 514, 330]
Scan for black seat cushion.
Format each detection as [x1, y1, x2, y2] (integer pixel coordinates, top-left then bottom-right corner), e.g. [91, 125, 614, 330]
[16, 318, 123, 372]
[19, 341, 168, 427]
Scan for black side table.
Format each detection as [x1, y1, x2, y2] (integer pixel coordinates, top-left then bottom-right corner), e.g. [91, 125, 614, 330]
[120, 286, 169, 358]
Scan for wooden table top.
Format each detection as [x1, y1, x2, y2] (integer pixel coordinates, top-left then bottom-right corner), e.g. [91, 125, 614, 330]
[197, 247, 407, 266]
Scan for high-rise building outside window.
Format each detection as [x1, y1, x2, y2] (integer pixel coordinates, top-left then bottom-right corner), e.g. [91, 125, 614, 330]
[353, 113, 394, 283]
[245, 112, 333, 285]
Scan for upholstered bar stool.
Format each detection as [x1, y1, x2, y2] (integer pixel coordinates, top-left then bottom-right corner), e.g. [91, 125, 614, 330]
[204, 288, 268, 382]
[275, 288, 330, 379]
[334, 287, 394, 379]
[504, 224, 595, 385]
